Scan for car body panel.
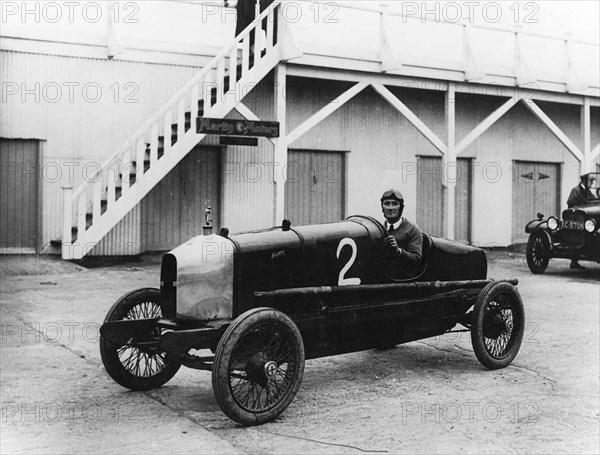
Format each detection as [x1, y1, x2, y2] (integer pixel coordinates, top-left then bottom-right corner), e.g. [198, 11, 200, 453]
[163, 234, 235, 320]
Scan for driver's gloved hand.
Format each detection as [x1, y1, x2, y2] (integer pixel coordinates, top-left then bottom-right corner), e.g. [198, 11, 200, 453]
[385, 235, 400, 255]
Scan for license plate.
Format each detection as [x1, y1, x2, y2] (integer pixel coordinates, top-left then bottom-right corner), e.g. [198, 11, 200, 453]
[561, 220, 585, 230]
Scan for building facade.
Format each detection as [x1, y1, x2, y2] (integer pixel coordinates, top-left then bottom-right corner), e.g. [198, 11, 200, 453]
[1, 1, 599, 257]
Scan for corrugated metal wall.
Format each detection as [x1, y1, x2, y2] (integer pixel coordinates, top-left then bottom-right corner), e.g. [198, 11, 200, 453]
[1, 50, 201, 254]
[286, 79, 444, 225]
[141, 146, 220, 251]
[456, 96, 580, 245]
[285, 79, 589, 246]
[2, 47, 596, 253]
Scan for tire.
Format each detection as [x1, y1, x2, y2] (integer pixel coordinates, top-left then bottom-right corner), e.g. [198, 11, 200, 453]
[212, 308, 305, 426]
[526, 230, 550, 274]
[99, 288, 181, 391]
[471, 282, 525, 370]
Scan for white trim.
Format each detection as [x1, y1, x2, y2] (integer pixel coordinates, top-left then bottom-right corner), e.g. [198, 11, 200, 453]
[455, 96, 520, 155]
[373, 84, 448, 155]
[591, 144, 600, 162]
[286, 82, 368, 146]
[582, 98, 591, 172]
[274, 63, 287, 225]
[445, 86, 456, 240]
[522, 99, 584, 162]
[285, 65, 599, 106]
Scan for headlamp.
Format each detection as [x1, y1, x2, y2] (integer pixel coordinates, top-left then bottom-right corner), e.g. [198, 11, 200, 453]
[547, 217, 558, 231]
[584, 219, 596, 233]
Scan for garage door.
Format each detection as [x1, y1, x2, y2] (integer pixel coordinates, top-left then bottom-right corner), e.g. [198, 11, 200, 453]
[417, 156, 443, 236]
[285, 150, 345, 226]
[0, 139, 40, 253]
[416, 156, 472, 241]
[512, 161, 560, 244]
[141, 146, 220, 251]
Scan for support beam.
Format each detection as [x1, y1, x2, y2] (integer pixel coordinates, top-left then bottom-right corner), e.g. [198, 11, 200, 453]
[444, 86, 456, 240]
[455, 96, 519, 155]
[522, 99, 584, 163]
[278, 4, 302, 61]
[591, 144, 600, 163]
[581, 97, 591, 173]
[463, 24, 485, 81]
[286, 82, 368, 146]
[565, 34, 587, 93]
[286, 65, 599, 107]
[273, 63, 287, 225]
[373, 84, 448, 154]
[514, 27, 536, 86]
[234, 103, 276, 145]
[380, 5, 401, 72]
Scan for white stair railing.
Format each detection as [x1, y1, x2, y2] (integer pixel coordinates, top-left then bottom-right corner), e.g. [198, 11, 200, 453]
[60, 2, 283, 259]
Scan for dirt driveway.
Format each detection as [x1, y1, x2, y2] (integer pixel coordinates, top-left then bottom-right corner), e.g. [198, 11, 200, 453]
[1, 252, 598, 454]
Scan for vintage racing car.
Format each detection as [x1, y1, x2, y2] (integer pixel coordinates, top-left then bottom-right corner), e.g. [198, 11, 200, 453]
[525, 172, 600, 273]
[100, 216, 525, 426]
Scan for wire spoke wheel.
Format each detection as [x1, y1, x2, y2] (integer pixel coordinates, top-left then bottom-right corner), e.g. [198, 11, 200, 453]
[471, 282, 525, 370]
[526, 231, 550, 274]
[213, 308, 304, 426]
[100, 288, 181, 390]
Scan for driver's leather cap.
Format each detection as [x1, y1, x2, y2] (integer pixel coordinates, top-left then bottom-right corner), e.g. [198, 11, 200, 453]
[381, 189, 404, 202]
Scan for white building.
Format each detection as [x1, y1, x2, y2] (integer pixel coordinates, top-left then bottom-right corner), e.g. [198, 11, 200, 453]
[1, 1, 599, 258]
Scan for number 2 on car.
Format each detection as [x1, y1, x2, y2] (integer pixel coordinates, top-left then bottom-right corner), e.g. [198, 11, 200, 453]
[336, 238, 361, 286]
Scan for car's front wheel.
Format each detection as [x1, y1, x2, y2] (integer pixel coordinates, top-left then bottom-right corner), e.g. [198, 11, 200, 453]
[99, 288, 181, 390]
[471, 281, 525, 370]
[212, 308, 305, 426]
[526, 230, 550, 274]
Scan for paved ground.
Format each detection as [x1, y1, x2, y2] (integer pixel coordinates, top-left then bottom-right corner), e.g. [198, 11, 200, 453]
[1, 251, 598, 454]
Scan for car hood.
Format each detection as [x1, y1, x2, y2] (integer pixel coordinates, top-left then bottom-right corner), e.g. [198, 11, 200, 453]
[562, 201, 600, 221]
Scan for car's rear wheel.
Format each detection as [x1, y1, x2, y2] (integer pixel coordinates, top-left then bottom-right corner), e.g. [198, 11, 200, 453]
[100, 288, 181, 390]
[526, 231, 550, 274]
[212, 308, 305, 426]
[471, 282, 525, 370]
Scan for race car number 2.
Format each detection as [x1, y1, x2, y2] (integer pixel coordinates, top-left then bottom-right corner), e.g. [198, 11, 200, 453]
[336, 238, 361, 286]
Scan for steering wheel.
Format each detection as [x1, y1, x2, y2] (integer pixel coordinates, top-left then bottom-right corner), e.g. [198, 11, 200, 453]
[596, 187, 600, 199]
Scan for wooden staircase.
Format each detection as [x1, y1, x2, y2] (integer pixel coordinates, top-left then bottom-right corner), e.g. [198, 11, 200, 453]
[55, 3, 284, 260]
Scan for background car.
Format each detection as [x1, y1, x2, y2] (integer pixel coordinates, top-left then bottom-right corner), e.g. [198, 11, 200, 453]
[100, 216, 525, 426]
[525, 172, 600, 274]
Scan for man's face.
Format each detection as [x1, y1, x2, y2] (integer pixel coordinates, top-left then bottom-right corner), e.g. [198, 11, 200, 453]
[382, 199, 401, 222]
[585, 176, 596, 188]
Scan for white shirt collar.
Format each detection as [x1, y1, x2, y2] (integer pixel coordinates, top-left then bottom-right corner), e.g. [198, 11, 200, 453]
[385, 218, 403, 230]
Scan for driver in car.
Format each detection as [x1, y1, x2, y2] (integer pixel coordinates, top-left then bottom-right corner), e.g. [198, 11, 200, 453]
[381, 189, 423, 279]
[566, 173, 597, 270]
[567, 173, 596, 208]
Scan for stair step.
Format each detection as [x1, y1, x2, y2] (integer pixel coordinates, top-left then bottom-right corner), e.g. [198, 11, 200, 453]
[130, 160, 151, 173]
[171, 121, 192, 134]
[157, 134, 178, 147]
[144, 145, 165, 160]
[50, 227, 79, 247]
